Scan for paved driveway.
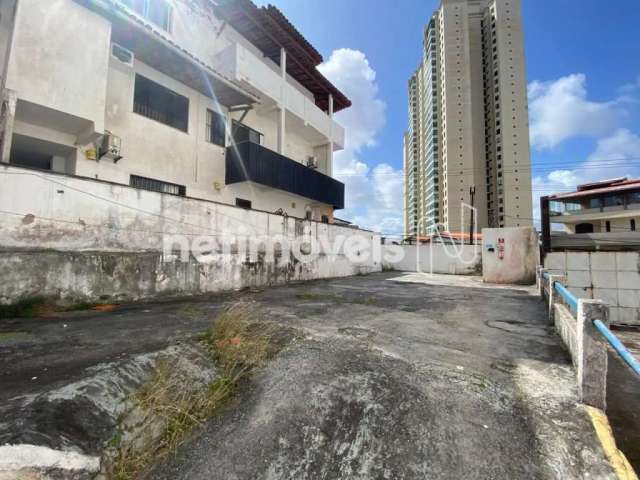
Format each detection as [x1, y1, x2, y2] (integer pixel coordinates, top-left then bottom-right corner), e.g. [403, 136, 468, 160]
[151, 273, 616, 479]
[0, 273, 622, 479]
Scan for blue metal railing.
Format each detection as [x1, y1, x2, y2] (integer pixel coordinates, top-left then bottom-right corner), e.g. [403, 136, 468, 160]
[543, 271, 578, 312]
[554, 282, 578, 313]
[541, 270, 640, 378]
[593, 320, 640, 377]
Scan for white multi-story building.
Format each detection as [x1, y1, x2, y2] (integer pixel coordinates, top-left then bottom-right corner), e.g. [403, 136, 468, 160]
[0, 0, 350, 222]
[404, 0, 533, 237]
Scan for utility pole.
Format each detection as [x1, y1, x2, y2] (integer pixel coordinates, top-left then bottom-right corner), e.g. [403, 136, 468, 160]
[469, 186, 476, 245]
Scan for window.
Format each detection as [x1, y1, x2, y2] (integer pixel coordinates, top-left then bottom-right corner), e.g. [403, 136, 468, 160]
[130, 175, 186, 196]
[628, 191, 640, 205]
[121, 0, 145, 14]
[631, 219, 636, 232]
[606, 221, 611, 232]
[321, 215, 329, 224]
[232, 120, 263, 145]
[206, 110, 226, 147]
[604, 194, 625, 207]
[134, 75, 189, 132]
[148, 0, 172, 31]
[589, 197, 603, 209]
[121, 0, 172, 32]
[235, 198, 252, 210]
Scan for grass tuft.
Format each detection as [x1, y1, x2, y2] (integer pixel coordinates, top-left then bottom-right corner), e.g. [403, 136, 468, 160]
[0, 331, 30, 342]
[0, 297, 50, 319]
[0, 297, 119, 319]
[200, 303, 282, 372]
[108, 302, 289, 480]
[295, 292, 340, 302]
[295, 291, 377, 306]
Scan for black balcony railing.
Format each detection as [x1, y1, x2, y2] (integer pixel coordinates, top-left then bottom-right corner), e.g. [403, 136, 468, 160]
[225, 142, 345, 209]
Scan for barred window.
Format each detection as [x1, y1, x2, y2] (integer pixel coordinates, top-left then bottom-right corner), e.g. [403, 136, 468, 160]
[134, 75, 189, 132]
[206, 110, 226, 147]
[130, 175, 186, 196]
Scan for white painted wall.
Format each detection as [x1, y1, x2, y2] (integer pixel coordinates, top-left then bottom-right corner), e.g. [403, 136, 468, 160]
[6, 0, 110, 136]
[545, 251, 640, 326]
[3, 0, 343, 220]
[0, 163, 374, 255]
[482, 227, 539, 284]
[382, 244, 481, 275]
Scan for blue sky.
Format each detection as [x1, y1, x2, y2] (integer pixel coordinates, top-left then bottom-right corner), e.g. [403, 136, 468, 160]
[256, 0, 640, 235]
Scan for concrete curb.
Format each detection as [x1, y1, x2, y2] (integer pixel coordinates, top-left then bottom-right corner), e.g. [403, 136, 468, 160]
[0, 444, 99, 480]
[587, 406, 638, 480]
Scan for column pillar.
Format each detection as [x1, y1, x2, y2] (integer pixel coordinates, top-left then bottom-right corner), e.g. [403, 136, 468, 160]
[277, 48, 286, 154]
[547, 274, 565, 325]
[576, 299, 609, 409]
[0, 88, 17, 164]
[537, 267, 545, 299]
[327, 93, 334, 177]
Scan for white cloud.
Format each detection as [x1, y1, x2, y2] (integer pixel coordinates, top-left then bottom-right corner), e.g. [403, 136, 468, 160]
[531, 128, 640, 226]
[586, 128, 640, 162]
[318, 49, 402, 234]
[619, 76, 640, 104]
[528, 74, 625, 149]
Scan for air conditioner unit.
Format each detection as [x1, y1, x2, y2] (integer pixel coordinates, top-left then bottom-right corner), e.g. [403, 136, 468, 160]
[307, 156, 318, 169]
[111, 43, 134, 67]
[98, 132, 123, 163]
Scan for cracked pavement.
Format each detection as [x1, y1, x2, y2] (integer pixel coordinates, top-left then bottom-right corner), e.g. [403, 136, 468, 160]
[0, 272, 622, 479]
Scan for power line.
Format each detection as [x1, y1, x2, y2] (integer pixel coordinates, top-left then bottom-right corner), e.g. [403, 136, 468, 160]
[337, 157, 640, 177]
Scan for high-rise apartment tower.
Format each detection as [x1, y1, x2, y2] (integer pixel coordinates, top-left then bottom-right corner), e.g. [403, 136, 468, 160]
[404, 0, 533, 236]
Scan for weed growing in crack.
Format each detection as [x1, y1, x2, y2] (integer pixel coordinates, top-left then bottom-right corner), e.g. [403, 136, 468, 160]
[108, 303, 293, 480]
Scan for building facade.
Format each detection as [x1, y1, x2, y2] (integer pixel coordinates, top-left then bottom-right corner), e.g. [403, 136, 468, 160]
[404, 0, 532, 237]
[541, 177, 640, 251]
[0, 0, 350, 222]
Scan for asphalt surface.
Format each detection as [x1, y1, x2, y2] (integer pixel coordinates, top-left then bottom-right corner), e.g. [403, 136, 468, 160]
[0, 273, 628, 479]
[0, 295, 234, 403]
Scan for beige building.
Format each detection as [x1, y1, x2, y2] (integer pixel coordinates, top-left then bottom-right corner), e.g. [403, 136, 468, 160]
[0, 0, 349, 222]
[545, 178, 640, 235]
[404, 0, 533, 237]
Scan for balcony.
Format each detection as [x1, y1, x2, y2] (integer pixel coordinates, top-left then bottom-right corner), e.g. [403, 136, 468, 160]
[213, 43, 345, 149]
[226, 142, 345, 209]
[550, 195, 640, 224]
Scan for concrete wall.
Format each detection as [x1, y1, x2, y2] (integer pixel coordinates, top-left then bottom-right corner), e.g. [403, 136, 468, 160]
[554, 303, 579, 368]
[545, 251, 640, 326]
[0, 164, 381, 304]
[6, 0, 110, 135]
[0, 0, 16, 86]
[382, 243, 481, 275]
[482, 227, 539, 284]
[0, 247, 380, 305]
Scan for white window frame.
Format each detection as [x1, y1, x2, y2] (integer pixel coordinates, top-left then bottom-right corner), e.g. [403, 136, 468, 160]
[121, 0, 173, 33]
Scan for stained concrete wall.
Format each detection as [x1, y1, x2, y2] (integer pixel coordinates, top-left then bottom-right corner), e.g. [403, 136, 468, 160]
[0, 249, 379, 305]
[482, 227, 539, 284]
[545, 251, 640, 326]
[382, 244, 482, 275]
[0, 164, 381, 304]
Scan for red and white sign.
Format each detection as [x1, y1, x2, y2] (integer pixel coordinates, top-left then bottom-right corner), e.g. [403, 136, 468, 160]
[497, 238, 505, 260]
